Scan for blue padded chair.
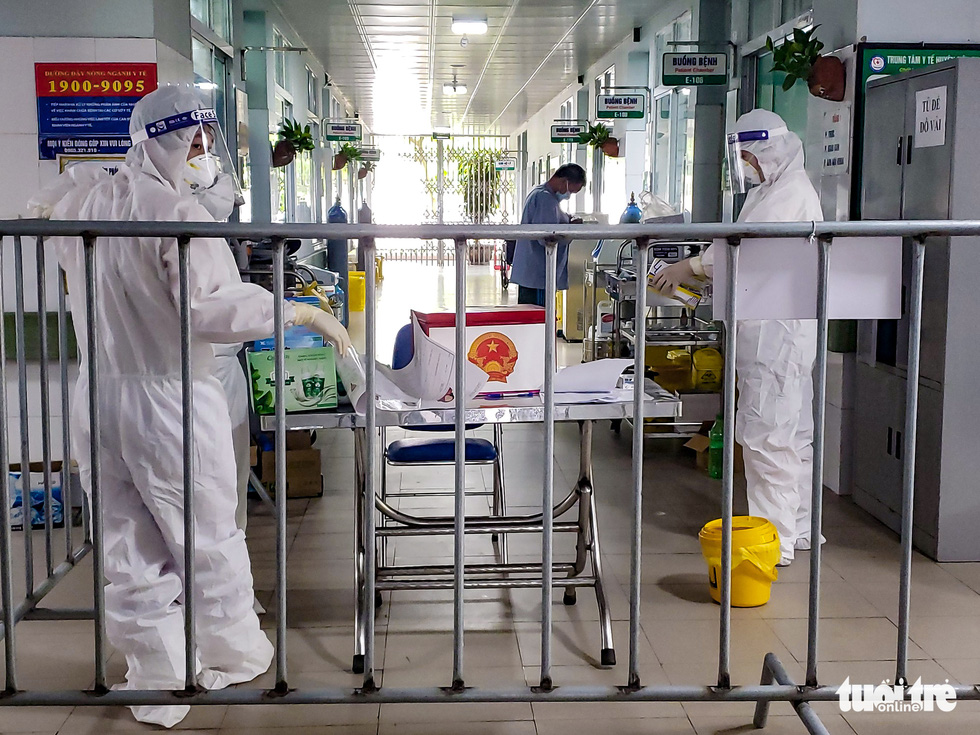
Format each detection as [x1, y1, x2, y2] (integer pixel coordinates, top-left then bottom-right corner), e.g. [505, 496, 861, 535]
[380, 324, 507, 562]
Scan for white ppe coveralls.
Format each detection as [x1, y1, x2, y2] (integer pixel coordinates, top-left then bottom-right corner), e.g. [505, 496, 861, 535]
[212, 344, 251, 530]
[30, 86, 298, 727]
[695, 109, 821, 564]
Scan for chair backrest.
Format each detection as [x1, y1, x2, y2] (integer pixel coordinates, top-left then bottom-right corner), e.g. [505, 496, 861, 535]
[392, 323, 414, 370]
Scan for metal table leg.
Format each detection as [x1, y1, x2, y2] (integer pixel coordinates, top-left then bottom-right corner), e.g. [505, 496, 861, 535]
[353, 427, 367, 674]
[561, 420, 615, 665]
[354, 417, 615, 666]
[587, 481, 616, 666]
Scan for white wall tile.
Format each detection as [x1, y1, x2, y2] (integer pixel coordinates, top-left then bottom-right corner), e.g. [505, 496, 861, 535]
[33, 37, 96, 63]
[0, 133, 41, 219]
[94, 37, 155, 63]
[0, 37, 39, 135]
[155, 41, 192, 85]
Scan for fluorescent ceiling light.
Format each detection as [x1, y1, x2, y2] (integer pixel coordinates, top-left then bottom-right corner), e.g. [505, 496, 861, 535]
[451, 17, 488, 35]
[195, 81, 218, 90]
[443, 82, 468, 95]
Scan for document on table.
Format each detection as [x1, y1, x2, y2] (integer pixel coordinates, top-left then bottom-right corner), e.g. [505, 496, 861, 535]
[336, 315, 488, 413]
[549, 358, 633, 393]
[554, 388, 634, 404]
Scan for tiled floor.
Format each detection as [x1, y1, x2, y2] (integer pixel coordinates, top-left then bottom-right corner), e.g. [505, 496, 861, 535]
[3, 262, 980, 733]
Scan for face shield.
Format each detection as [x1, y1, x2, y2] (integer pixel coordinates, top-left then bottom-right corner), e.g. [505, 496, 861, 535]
[726, 127, 785, 194]
[130, 108, 242, 201]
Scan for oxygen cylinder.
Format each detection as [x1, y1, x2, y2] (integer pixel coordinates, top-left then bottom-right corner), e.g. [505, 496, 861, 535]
[327, 198, 350, 325]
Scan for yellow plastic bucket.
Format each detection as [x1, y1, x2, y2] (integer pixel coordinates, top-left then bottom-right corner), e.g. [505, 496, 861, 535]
[699, 516, 780, 607]
[348, 271, 366, 312]
[693, 347, 724, 391]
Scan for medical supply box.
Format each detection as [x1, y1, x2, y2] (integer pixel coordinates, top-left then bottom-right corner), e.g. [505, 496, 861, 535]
[412, 306, 549, 397]
[251, 296, 325, 352]
[248, 346, 338, 414]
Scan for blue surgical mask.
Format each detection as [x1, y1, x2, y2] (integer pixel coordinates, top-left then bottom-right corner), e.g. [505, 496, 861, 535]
[557, 191, 571, 202]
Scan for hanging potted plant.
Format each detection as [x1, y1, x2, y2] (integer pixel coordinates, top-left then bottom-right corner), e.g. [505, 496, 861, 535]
[357, 160, 375, 180]
[272, 118, 315, 168]
[580, 122, 620, 157]
[766, 26, 845, 101]
[333, 142, 362, 171]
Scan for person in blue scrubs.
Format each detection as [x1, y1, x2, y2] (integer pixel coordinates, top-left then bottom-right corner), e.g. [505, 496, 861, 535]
[511, 163, 586, 305]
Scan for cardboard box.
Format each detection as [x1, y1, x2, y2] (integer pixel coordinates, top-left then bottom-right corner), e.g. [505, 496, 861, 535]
[285, 430, 314, 450]
[248, 346, 338, 415]
[251, 296, 325, 352]
[259, 448, 323, 498]
[684, 420, 744, 476]
[413, 306, 549, 396]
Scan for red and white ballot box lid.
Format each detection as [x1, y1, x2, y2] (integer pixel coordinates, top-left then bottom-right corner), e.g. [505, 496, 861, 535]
[412, 306, 548, 395]
[412, 305, 546, 330]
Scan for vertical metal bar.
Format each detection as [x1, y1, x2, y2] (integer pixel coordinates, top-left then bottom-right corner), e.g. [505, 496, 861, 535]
[13, 236, 34, 595]
[272, 237, 288, 691]
[177, 236, 198, 690]
[452, 237, 467, 690]
[363, 233, 379, 690]
[628, 237, 649, 689]
[348, 166, 356, 230]
[83, 235, 107, 691]
[540, 239, 558, 690]
[806, 235, 831, 687]
[35, 237, 54, 578]
[718, 238, 740, 689]
[58, 267, 72, 560]
[437, 140, 445, 266]
[896, 237, 925, 685]
[0, 236, 18, 692]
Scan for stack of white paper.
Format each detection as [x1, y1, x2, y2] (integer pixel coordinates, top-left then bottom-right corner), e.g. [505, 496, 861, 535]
[549, 359, 634, 404]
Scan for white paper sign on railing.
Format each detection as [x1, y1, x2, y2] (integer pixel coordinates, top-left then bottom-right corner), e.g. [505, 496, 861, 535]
[711, 236, 903, 321]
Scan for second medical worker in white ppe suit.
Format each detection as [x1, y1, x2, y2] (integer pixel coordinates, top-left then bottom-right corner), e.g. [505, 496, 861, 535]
[186, 143, 256, 535]
[29, 85, 351, 728]
[652, 109, 820, 566]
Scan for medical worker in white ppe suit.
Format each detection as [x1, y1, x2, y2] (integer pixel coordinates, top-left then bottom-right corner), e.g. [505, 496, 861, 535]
[652, 109, 821, 566]
[29, 85, 351, 727]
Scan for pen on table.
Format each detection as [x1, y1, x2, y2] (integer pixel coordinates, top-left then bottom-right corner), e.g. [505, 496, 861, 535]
[482, 391, 540, 400]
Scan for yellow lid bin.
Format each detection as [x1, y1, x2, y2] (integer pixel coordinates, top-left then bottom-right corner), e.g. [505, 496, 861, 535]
[348, 271, 366, 312]
[699, 516, 780, 607]
[693, 347, 724, 391]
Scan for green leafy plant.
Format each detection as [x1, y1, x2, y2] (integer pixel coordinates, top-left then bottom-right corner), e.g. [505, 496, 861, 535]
[766, 26, 825, 91]
[578, 122, 620, 156]
[579, 122, 612, 147]
[457, 148, 502, 224]
[277, 118, 315, 153]
[338, 143, 362, 161]
[332, 142, 362, 170]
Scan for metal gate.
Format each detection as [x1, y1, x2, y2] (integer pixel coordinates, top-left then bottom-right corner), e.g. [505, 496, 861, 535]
[371, 134, 517, 264]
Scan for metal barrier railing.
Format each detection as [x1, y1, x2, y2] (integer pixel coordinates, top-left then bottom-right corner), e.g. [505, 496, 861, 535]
[0, 218, 979, 734]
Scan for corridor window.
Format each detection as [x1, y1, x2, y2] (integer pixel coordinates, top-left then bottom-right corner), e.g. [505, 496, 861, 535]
[649, 10, 695, 213]
[307, 67, 320, 116]
[190, 0, 230, 43]
[274, 29, 289, 89]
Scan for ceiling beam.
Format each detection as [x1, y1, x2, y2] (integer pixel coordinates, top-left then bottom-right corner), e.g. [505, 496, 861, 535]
[460, 0, 522, 127]
[489, 0, 602, 130]
[347, 0, 378, 71]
